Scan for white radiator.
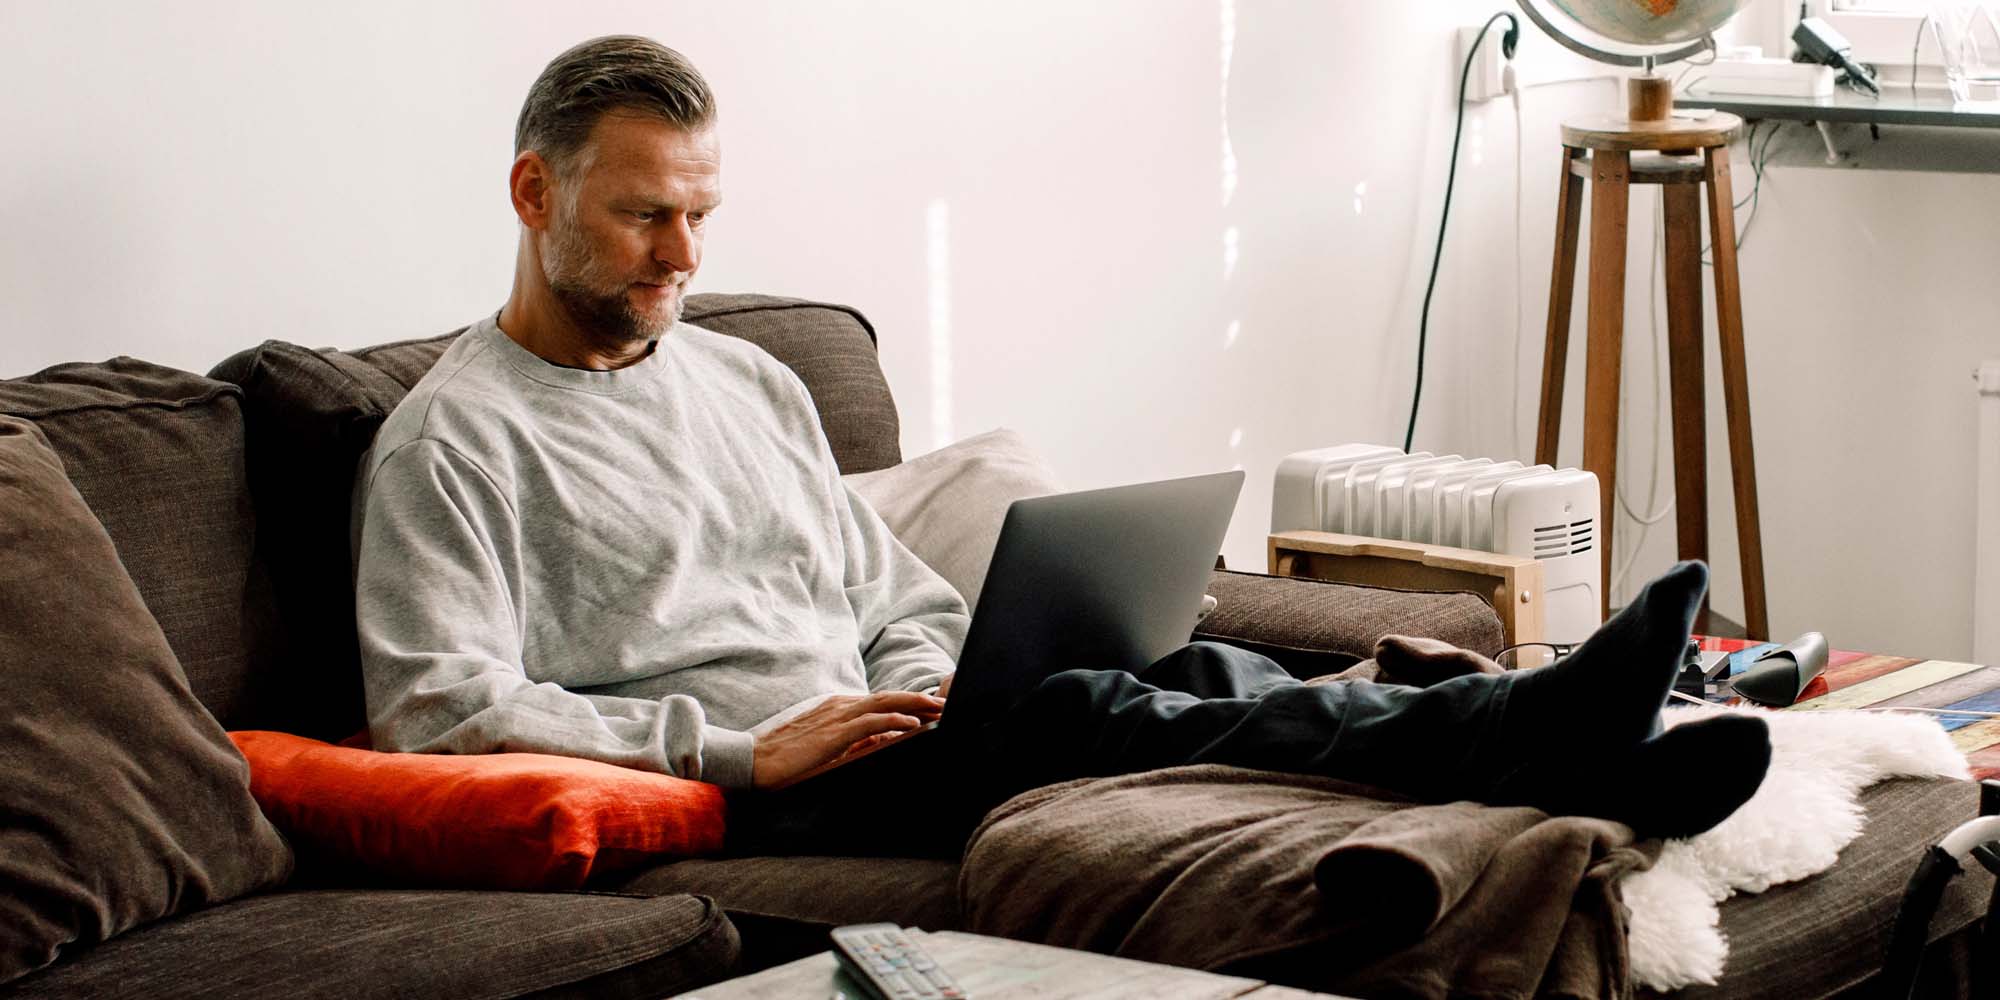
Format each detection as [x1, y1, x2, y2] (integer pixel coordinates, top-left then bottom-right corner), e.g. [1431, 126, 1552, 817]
[1273, 444, 1604, 644]
[1977, 363, 2000, 667]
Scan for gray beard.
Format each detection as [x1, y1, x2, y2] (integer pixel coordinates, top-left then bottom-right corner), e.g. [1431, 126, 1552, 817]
[541, 216, 681, 345]
[546, 273, 680, 346]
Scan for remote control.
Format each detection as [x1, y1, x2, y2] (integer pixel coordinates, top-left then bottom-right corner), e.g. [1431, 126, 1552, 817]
[830, 923, 967, 1000]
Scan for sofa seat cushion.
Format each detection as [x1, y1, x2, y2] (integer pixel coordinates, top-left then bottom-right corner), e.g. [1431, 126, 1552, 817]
[1195, 570, 1505, 678]
[0, 889, 739, 1000]
[610, 855, 963, 933]
[1652, 776, 1992, 1000]
[0, 358, 280, 728]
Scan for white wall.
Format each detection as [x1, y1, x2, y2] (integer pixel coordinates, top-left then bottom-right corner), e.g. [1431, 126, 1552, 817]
[0, 0, 1614, 578]
[1564, 9, 2000, 662]
[1595, 131, 2000, 661]
[9, 1, 1986, 660]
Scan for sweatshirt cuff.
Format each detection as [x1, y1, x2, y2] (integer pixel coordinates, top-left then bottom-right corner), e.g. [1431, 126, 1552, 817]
[875, 664, 954, 695]
[699, 725, 757, 788]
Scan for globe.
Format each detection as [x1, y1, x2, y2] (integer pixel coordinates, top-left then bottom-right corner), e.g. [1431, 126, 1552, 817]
[1546, 0, 1750, 48]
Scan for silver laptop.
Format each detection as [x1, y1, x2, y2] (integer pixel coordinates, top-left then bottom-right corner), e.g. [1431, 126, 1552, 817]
[777, 469, 1243, 787]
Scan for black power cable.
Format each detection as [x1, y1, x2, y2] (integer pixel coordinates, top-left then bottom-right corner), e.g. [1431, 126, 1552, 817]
[1405, 11, 1520, 452]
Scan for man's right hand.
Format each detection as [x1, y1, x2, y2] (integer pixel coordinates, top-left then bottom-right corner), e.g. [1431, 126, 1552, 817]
[750, 691, 945, 789]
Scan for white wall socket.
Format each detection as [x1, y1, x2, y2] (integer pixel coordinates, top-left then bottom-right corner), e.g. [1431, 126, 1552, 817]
[1456, 24, 1509, 103]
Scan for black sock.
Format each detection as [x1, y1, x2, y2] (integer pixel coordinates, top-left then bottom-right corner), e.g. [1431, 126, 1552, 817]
[1492, 713, 1772, 839]
[1492, 560, 1710, 764]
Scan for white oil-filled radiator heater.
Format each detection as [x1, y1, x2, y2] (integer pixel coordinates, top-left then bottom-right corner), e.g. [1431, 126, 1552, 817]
[1273, 444, 1604, 646]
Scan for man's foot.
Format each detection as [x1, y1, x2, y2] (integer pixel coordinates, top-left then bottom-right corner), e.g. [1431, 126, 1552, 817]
[1493, 713, 1773, 839]
[1493, 560, 1710, 762]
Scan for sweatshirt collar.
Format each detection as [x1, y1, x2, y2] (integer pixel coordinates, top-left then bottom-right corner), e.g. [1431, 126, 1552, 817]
[477, 311, 673, 394]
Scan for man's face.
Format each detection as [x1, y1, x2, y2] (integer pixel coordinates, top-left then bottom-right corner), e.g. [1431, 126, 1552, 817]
[539, 113, 721, 344]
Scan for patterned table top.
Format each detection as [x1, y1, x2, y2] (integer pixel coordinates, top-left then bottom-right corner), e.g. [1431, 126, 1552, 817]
[1698, 637, 2000, 780]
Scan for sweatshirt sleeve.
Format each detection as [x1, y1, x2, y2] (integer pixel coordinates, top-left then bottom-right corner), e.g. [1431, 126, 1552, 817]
[837, 478, 970, 694]
[353, 438, 756, 787]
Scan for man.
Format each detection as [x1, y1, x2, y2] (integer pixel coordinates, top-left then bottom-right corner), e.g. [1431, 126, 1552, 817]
[353, 36, 1771, 859]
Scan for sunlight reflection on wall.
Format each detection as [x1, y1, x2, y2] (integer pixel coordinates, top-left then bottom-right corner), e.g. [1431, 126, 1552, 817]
[1220, 0, 1239, 287]
[1221, 0, 1243, 473]
[926, 197, 954, 451]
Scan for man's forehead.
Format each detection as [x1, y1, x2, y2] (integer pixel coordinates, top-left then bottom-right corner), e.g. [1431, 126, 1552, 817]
[587, 112, 720, 172]
[580, 116, 720, 206]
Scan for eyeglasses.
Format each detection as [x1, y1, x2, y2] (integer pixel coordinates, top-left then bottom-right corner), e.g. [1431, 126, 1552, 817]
[1493, 642, 1577, 671]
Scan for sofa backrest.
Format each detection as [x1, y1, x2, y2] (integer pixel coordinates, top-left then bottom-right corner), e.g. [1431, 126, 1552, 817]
[0, 359, 286, 730]
[207, 293, 903, 739]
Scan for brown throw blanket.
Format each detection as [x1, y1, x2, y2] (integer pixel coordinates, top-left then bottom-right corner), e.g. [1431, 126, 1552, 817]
[958, 764, 1659, 1000]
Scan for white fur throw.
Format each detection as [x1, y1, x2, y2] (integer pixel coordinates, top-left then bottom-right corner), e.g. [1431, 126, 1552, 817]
[1625, 703, 1971, 990]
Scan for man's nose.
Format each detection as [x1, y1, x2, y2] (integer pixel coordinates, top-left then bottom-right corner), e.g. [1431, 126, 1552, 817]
[654, 216, 699, 273]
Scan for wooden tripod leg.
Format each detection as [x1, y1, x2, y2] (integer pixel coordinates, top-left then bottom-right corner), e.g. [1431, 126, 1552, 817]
[1536, 147, 1586, 468]
[1583, 149, 1631, 618]
[1661, 180, 1712, 635]
[1703, 144, 1770, 640]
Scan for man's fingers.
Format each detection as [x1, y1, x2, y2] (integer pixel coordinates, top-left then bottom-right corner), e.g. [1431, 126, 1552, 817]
[841, 712, 924, 743]
[869, 691, 945, 710]
[835, 691, 944, 719]
[841, 731, 898, 758]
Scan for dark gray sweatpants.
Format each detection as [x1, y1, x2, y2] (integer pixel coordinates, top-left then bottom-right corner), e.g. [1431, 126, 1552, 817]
[724, 640, 1517, 858]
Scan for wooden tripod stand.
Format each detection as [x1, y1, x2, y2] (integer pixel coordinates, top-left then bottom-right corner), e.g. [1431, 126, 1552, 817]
[1535, 77, 1769, 639]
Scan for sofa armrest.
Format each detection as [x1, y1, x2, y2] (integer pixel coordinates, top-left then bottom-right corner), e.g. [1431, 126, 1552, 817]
[1268, 530, 1543, 648]
[1192, 570, 1506, 680]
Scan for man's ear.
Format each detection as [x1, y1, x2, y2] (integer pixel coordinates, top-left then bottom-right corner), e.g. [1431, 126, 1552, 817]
[509, 151, 557, 231]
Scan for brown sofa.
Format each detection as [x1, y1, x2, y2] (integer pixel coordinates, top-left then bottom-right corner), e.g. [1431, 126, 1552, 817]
[0, 292, 1988, 998]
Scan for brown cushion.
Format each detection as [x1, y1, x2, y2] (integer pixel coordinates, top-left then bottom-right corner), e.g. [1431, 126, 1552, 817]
[0, 417, 293, 985]
[0, 358, 281, 728]
[207, 294, 900, 738]
[844, 428, 1061, 607]
[206, 337, 448, 739]
[609, 855, 963, 933]
[1650, 776, 1991, 1000]
[0, 889, 738, 999]
[680, 294, 902, 474]
[287, 295, 899, 474]
[1194, 570, 1506, 677]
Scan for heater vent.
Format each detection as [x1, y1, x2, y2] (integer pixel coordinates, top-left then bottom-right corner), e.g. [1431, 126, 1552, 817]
[1569, 519, 1595, 552]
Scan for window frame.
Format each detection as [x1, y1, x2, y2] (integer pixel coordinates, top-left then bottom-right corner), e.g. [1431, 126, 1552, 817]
[1819, 0, 1936, 70]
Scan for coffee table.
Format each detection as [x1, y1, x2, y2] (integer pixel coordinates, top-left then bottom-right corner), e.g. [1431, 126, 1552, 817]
[1698, 636, 2000, 778]
[675, 929, 1354, 999]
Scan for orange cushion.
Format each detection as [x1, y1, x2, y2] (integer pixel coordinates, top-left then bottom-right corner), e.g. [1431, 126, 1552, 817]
[229, 731, 727, 890]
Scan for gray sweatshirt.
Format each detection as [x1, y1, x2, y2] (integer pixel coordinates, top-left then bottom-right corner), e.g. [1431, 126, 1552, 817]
[351, 312, 968, 788]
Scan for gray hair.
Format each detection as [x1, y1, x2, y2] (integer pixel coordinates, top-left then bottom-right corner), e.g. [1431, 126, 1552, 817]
[514, 35, 716, 179]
